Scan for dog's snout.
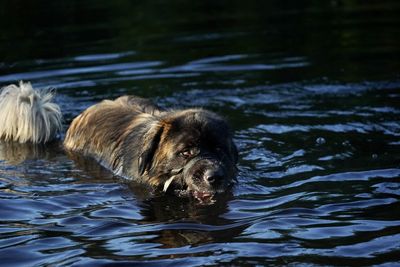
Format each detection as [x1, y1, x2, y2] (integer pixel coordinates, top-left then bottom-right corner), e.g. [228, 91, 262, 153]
[204, 168, 225, 185]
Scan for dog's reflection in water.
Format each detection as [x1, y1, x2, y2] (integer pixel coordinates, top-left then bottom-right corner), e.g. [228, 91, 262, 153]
[126, 181, 242, 249]
[71, 153, 240, 249]
[0, 141, 60, 165]
[0, 141, 241, 249]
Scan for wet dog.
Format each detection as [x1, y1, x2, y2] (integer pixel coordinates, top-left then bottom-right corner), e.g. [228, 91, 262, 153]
[0, 82, 62, 143]
[0, 82, 238, 202]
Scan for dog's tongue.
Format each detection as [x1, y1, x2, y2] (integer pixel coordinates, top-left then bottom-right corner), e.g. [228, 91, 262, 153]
[193, 191, 215, 204]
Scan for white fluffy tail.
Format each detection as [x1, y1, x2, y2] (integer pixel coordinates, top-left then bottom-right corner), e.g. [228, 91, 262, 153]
[0, 81, 62, 144]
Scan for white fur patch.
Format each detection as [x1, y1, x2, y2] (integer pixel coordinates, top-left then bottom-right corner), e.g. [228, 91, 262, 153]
[0, 81, 62, 143]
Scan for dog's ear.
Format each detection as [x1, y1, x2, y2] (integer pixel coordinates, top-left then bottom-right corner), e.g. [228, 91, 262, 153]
[138, 124, 164, 176]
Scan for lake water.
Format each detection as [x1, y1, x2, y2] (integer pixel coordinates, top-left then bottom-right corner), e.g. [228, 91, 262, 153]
[1, 1, 400, 266]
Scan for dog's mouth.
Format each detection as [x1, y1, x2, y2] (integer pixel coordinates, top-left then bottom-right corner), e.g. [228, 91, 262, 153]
[173, 189, 216, 204]
[192, 190, 216, 204]
[162, 163, 229, 204]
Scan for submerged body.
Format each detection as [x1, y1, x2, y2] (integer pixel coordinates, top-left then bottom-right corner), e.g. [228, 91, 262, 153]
[0, 82, 238, 200]
[64, 96, 238, 198]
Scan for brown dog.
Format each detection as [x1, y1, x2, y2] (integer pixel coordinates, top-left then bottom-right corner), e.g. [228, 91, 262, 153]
[64, 96, 238, 200]
[0, 82, 238, 202]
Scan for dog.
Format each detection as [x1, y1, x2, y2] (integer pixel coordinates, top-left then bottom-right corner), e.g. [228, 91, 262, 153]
[0, 82, 62, 143]
[0, 82, 238, 202]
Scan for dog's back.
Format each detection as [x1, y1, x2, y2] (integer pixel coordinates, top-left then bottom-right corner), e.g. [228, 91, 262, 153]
[63, 95, 162, 175]
[0, 82, 62, 143]
[118, 95, 164, 116]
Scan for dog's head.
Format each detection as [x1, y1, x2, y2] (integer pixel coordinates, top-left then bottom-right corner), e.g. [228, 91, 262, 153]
[138, 109, 238, 201]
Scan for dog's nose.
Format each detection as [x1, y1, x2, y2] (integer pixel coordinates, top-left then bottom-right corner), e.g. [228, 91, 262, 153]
[204, 168, 224, 185]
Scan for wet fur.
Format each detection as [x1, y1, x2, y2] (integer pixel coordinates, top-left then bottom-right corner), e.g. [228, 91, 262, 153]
[0, 82, 62, 143]
[0, 82, 237, 195]
[64, 96, 237, 192]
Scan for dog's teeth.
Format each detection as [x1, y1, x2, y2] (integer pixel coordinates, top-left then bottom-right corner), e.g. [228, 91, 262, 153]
[163, 176, 176, 192]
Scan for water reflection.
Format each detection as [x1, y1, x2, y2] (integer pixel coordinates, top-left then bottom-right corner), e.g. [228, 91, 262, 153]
[137, 193, 240, 249]
[0, 141, 56, 164]
[76, 164, 241, 255]
[0, 144, 237, 264]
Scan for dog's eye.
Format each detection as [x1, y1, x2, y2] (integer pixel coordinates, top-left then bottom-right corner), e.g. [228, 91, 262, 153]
[180, 148, 193, 158]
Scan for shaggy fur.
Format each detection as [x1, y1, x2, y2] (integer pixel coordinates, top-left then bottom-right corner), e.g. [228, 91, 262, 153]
[0, 82, 237, 200]
[64, 96, 238, 197]
[0, 82, 62, 143]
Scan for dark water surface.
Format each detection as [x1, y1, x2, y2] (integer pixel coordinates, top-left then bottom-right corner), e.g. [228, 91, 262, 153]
[1, 1, 400, 266]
